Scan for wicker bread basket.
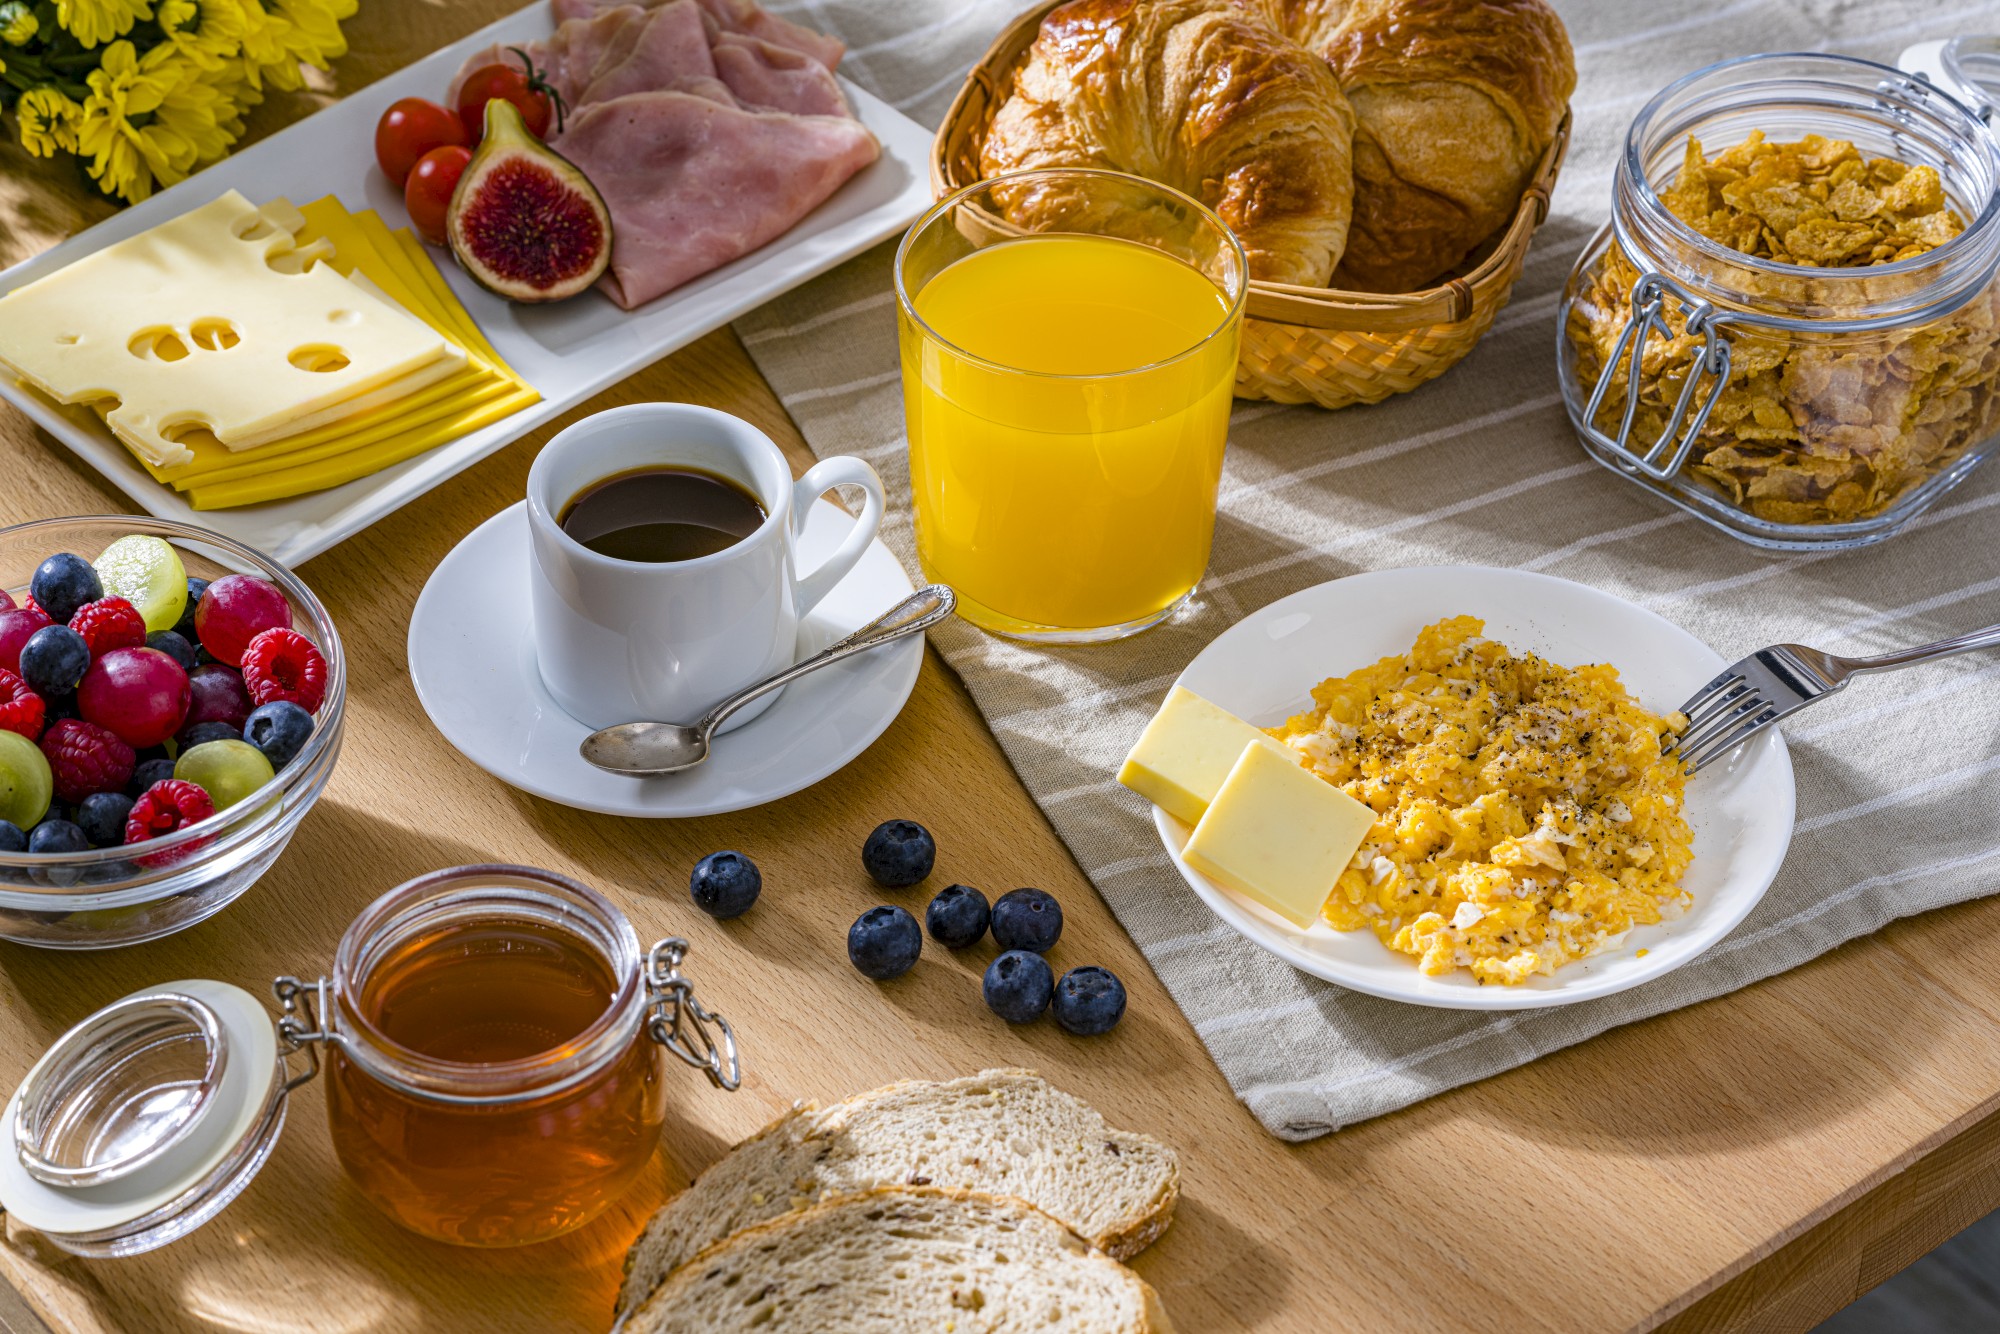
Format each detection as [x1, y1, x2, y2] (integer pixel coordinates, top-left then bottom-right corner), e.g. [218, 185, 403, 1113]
[933, 0, 1573, 409]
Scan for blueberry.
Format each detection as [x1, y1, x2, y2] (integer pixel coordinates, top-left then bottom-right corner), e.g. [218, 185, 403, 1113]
[30, 554, 101, 625]
[145, 629, 200, 673]
[27, 820, 88, 856]
[243, 701, 314, 770]
[0, 821, 24, 853]
[178, 720, 243, 750]
[76, 792, 135, 849]
[925, 883, 990, 949]
[847, 905, 921, 980]
[129, 757, 177, 795]
[861, 819, 935, 888]
[1052, 966, 1127, 1036]
[690, 851, 761, 918]
[983, 949, 1054, 1023]
[173, 577, 209, 640]
[991, 888, 1062, 954]
[19, 625, 89, 697]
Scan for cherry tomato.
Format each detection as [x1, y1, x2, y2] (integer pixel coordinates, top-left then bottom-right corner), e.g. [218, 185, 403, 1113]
[404, 145, 471, 246]
[374, 97, 467, 188]
[456, 53, 556, 142]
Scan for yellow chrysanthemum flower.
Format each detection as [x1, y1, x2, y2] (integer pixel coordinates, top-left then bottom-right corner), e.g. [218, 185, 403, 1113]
[55, 0, 154, 48]
[0, 2, 38, 45]
[17, 88, 85, 157]
[77, 41, 235, 203]
[240, 0, 353, 90]
[153, 0, 247, 70]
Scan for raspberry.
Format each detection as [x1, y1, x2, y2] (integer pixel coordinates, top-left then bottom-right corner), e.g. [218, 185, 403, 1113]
[40, 718, 136, 805]
[239, 628, 327, 712]
[125, 779, 215, 860]
[0, 669, 45, 742]
[68, 597, 147, 656]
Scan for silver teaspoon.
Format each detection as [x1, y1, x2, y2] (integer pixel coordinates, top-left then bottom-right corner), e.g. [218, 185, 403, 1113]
[579, 584, 956, 776]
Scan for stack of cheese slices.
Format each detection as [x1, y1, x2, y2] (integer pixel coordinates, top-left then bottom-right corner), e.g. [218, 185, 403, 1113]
[0, 189, 536, 510]
[612, 1068, 1180, 1333]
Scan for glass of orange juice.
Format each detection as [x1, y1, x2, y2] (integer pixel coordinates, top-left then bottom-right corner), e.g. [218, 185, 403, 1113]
[895, 168, 1247, 642]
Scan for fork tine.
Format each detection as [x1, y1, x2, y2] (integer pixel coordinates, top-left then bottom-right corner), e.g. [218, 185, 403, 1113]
[1682, 704, 1780, 772]
[1678, 679, 1751, 736]
[1672, 671, 1746, 728]
[1673, 690, 1767, 758]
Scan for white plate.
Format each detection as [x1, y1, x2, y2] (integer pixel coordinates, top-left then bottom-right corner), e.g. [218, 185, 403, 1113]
[408, 499, 918, 817]
[0, 1, 933, 566]
[1155, 566, 1796, 1010]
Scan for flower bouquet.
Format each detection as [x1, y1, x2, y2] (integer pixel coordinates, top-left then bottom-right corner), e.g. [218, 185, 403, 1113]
[0, 0, 358, 203]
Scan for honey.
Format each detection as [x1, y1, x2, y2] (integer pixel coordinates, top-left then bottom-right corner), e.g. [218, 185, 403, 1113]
[325, 870, 670, 1248]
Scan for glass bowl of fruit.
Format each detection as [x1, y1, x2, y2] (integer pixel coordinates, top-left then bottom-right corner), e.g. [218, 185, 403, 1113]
[0, 517, 343, 947]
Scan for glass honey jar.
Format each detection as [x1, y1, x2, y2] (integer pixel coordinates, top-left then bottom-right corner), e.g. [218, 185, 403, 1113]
[0, 865, 740, 1257]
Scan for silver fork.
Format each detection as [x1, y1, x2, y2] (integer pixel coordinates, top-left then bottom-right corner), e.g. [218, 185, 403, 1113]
[1668, 620, 2000, 773]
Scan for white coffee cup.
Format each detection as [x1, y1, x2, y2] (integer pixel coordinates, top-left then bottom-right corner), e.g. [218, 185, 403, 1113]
[526, 402, 885, 733]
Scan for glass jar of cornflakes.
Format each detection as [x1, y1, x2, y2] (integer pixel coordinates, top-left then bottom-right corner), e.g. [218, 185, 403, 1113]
[1557, 53, 2000, 548]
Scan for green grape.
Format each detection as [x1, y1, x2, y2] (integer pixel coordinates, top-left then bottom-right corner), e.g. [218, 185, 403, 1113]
[0, 731, 53, 830]
[94, 536, 188, 634]
[174, 740, 274, 811]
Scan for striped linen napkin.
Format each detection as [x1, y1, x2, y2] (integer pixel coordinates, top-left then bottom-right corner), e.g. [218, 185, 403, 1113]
[737, 0, 2000, 1139]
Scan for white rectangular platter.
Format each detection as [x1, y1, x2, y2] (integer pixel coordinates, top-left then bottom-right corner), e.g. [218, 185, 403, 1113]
[0, 1, 932, 565]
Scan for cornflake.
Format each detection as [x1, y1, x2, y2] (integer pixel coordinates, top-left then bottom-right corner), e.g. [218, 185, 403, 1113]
[1567, 132, 2000, 525]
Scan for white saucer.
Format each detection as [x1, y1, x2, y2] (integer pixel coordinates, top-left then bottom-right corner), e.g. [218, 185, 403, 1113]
[1155, 566, 1796, 1010]
[408, 500, 919, 817]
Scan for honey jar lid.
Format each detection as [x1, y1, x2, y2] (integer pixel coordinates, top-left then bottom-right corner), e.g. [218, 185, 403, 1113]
[0, 979, 290, 1255]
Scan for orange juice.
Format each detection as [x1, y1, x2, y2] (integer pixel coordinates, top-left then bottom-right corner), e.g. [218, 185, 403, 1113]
[899, 233, 1238, 637]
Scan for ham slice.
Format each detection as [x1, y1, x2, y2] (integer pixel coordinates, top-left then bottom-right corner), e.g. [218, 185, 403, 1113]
[554, 92, 879, 308]
[710, 32, 848, 116]
[552, 0, 844, 70]
[448, 6, 646, 109]
[577, 0, 734, 106]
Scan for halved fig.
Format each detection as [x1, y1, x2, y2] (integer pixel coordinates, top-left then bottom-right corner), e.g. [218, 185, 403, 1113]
[445, 99, 612, 303]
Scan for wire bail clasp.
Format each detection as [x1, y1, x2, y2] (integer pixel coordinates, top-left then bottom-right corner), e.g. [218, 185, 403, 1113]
[272, 975, 335, 1094]
[644, 938, 741, 1091]
[1583, 270, 1734, 481]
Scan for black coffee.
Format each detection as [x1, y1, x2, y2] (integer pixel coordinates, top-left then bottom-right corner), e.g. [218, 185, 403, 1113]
[558, 465, 767, 562]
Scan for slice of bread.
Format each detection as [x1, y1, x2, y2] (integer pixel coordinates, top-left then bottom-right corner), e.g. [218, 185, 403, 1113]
[615, 1068, 1179, 1318]
[619, 1187, 1176, 1334]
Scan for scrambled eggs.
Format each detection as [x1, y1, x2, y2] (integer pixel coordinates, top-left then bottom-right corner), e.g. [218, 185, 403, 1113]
[1273, 617, 1692, 985]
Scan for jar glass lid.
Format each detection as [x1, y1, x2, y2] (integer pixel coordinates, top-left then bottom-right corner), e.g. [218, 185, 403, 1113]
[0, 979, 288, 1256]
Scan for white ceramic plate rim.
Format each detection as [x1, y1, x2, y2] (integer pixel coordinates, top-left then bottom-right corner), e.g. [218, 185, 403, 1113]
[407, 499, 919, 817]
[0, 1, 935, 566]
[1154, 565, 1797, 1010]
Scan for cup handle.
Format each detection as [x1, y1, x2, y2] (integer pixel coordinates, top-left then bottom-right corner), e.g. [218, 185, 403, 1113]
[790, 455, 886, 618]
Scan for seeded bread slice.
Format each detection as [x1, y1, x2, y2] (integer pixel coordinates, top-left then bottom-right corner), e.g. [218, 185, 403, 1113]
[619, 1187, 1175, 1334]
[614, 1068, 1179, 1319]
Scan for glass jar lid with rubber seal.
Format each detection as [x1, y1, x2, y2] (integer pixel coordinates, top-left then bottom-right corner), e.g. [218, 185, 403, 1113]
[1556, 51, 2000, 549]
[0, 864, 741, 1256]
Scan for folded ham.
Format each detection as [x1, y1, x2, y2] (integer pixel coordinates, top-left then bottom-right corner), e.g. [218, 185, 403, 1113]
[451, 0, 875, 308]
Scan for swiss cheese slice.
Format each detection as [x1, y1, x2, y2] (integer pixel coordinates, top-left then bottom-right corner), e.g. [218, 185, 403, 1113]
[0, 190, 464, 468]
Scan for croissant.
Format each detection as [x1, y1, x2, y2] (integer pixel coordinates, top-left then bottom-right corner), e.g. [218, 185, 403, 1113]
[1276, 0, 1575, 292]
[980, 0, 1355, 287]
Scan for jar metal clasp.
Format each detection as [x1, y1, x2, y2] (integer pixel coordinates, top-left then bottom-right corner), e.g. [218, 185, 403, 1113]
[272, 974, 335, 1093]
[644, 938, 741, 1091]
[1583, 270, 1735, 482]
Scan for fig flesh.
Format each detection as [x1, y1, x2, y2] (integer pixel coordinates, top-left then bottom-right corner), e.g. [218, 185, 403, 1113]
[446, 99, 612, 303]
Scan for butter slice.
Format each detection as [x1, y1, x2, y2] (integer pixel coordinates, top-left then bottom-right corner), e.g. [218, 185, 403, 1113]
[1183, 742, 1375, 929]
[1119, 687, 1292, 826]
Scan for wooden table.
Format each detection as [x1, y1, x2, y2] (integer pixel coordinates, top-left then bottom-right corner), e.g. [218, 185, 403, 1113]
[4, 7, 2000, 1331]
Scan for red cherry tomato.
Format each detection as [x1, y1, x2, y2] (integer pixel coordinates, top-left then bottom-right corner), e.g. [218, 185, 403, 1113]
[404, 145, 471, 246]
[374, 97, 467, 188]
[456, 53, 557, 142]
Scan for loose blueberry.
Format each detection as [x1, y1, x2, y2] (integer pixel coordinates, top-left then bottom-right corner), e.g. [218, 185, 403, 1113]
[76, 792, 136, 849]
[983, 949, 1054, 1023]
[0, 820, 24, 853]
[690, 850, 761, 918]
[1052, 966, 1127, 1036]
[145, 630, 200, 674]
[27, 819, 88, 855]
[171, 577, 209, 641]
[30, 554, 102, 625]
[861, 819, 935, 888]
[19, 625, 89, 697]
[128, 757, 177, 796]
[178, 720, 243, 750]
[847, 904, 922, 980]
[925, 883, 990, 949]
[991, 887, 1063, 954]
[243, 701, 314, 770]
